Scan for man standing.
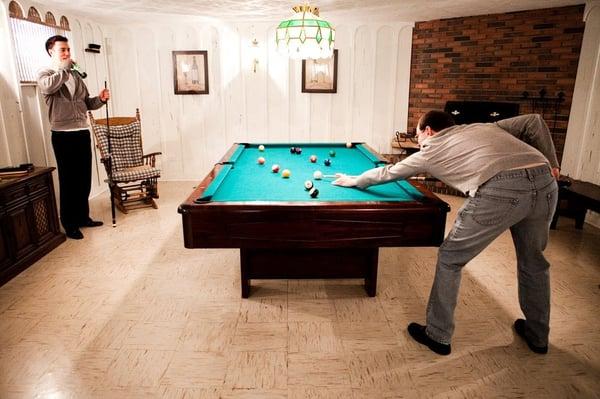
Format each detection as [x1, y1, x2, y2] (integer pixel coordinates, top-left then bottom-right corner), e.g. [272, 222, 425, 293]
[37, 35, 109, 239]
[333, 112, 559, 355]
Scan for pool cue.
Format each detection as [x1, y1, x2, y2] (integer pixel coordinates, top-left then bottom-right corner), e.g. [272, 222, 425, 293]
[104, 80, 116, 227]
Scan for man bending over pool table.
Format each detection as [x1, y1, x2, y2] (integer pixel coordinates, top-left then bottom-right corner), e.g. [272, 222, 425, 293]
[333, 112, 560, 355]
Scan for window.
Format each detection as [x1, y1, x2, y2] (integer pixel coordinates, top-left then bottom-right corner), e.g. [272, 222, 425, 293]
[8, 2, 71, 83]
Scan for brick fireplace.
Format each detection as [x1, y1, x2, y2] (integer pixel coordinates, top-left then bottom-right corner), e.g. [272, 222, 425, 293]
[408, 5, 585, 164]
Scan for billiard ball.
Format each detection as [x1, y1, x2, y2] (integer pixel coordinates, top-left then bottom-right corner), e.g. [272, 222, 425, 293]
[271, 164, 280, 173]
[329, 150, 336, 157]
[313, 170, 323, 180]
[258, 144, 265, 151]
[282, 169, 291, 178]
[309, 187, 319, 198]
[257, 157, 265, 165]
[346, 142, 353, 148]
[296, 147, 302, 155]
[324, 159, 331, 166]
[309, 155, 317, 163]
[290, 147, 296, 154]
[304, 180, 313, 190]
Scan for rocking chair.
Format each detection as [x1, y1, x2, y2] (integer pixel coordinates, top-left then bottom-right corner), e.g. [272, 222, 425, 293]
[88, 109, 161, 214]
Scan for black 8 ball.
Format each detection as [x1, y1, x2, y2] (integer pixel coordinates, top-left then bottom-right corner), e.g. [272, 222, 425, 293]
[324, 158, 331, 166]
[309, 187, 319, 198]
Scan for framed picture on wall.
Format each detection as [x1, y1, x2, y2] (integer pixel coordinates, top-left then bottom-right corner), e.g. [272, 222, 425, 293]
[172, 50, 209, 94]
[302, 49, 338, 93]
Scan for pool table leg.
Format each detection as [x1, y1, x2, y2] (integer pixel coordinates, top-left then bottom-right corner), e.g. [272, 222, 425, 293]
[364, 248, 379, 297]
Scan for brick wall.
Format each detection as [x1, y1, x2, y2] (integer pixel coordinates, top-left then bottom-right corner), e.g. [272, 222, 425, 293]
[408, 5, 585, 163]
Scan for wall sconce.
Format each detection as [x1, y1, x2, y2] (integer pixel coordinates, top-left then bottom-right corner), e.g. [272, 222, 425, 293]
[251, 38, 259, 73]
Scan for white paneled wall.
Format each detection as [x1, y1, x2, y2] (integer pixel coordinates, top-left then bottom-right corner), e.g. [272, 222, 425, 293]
[106, 20, 415, 180]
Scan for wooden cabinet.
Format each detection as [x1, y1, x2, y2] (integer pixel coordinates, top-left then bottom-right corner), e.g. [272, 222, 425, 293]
[0, 167, 65, 285]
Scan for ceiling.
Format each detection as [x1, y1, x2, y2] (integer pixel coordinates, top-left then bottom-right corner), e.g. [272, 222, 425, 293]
[31, 0, 585, 24]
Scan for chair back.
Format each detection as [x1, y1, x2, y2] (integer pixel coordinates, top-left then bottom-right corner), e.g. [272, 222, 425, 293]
[88, 110, 144, 172]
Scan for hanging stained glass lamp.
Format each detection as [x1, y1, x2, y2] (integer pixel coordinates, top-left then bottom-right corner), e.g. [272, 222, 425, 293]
[276, 4, 335, 59]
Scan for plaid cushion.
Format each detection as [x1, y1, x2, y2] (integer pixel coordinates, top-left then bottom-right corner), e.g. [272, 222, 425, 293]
[91, 121, 144, 171]
[112, 165, 160, 183]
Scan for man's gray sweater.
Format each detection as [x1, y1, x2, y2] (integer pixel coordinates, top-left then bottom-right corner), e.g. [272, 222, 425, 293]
[355, 114, 560, 195]
[37, 66, 105, 131]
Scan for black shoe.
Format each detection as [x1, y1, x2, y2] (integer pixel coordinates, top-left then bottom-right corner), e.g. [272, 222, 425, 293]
[81, 219, 103, 227]
[65, 228, 84, 239]
[513, 319, 548, 354]
[407, 322, 451, 355]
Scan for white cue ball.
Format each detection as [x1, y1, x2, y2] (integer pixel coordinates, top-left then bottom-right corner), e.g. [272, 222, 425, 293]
[313, 170, 323, 180]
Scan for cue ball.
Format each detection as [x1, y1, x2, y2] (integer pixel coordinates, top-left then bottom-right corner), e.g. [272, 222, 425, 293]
[313, 170, 323, 180]
[258, 144, 265, 151]
[329, 150, 336, 157]
[304, 180, 313, 190]
[324, 158, 331, 166]
[346, 142, 353, 148]
[309, 187, 319, 198]
[282, 169, 291, 178]
[257, 157, 266, 165]
[309, 155, 317, 163]
[271, 164, 280, 173]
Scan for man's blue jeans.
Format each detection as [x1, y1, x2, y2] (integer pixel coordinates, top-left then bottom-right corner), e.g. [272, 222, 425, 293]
[425, 165, 558, 347]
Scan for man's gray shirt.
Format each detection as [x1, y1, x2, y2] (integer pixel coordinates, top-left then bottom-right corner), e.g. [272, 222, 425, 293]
[355, 114, 559, 195]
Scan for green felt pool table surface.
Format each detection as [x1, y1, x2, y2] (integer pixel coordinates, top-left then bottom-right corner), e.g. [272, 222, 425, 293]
[198, 143, 424, 203]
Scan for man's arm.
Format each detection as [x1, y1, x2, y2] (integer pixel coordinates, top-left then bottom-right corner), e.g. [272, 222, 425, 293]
[496, 114, 560, 169]
[37, 68, 69, 95]
[335, 153, 426, 189]
[84, 85, 106, 111]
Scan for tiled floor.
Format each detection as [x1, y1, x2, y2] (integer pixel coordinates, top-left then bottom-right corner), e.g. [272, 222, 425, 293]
[1, 181, 599, 398]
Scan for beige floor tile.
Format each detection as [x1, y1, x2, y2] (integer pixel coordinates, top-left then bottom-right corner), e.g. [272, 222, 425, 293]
[104, 349, 174, 387]
[88, 319, 136, 350]
[19, 318, 103, 351]
[158, 385, 222, 399]
[288, 299, 337, 322]
[337, 322, 399, 352]
[219, 388, 287, 398]
[288, 352, 351, 388]
[224, 352, 287, 389]
[288, 322, 344, 353]
[161, 352, 228, 388]
[0, 317, 40, 346]
[288, 387, 353, 399]
[333, 297, 387, 322]
[122, 321, 186, 350]
[178, 320, 237, 352]
[188, 300, 242, 322]
[231, 323, 288, 352]
[239, 296, 287, 323]
[0, 344, 61, 386]
[346, 350, 411, 389]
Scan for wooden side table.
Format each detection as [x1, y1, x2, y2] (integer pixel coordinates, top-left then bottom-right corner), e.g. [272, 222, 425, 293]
[0, 167, 65, 285]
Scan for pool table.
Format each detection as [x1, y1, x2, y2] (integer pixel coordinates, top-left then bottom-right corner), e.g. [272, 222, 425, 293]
[178, 143, 450, 298]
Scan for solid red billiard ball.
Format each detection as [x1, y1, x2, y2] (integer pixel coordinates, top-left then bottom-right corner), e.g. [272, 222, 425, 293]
[272, 164, 280, 173]
[310, 155, 317, 163]
[257, 157, 266, 165]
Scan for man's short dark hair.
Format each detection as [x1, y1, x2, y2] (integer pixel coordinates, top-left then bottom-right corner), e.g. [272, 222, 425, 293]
[418, 110, 456, 132]
[45, 35, 68, 56]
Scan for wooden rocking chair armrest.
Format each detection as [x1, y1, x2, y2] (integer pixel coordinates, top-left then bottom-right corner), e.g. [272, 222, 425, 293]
[142, 152, 162, 158]
[142, 152, 162, 167]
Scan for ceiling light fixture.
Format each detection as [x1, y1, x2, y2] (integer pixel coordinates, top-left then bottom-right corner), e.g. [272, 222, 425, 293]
[276, 4, 335, 60]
